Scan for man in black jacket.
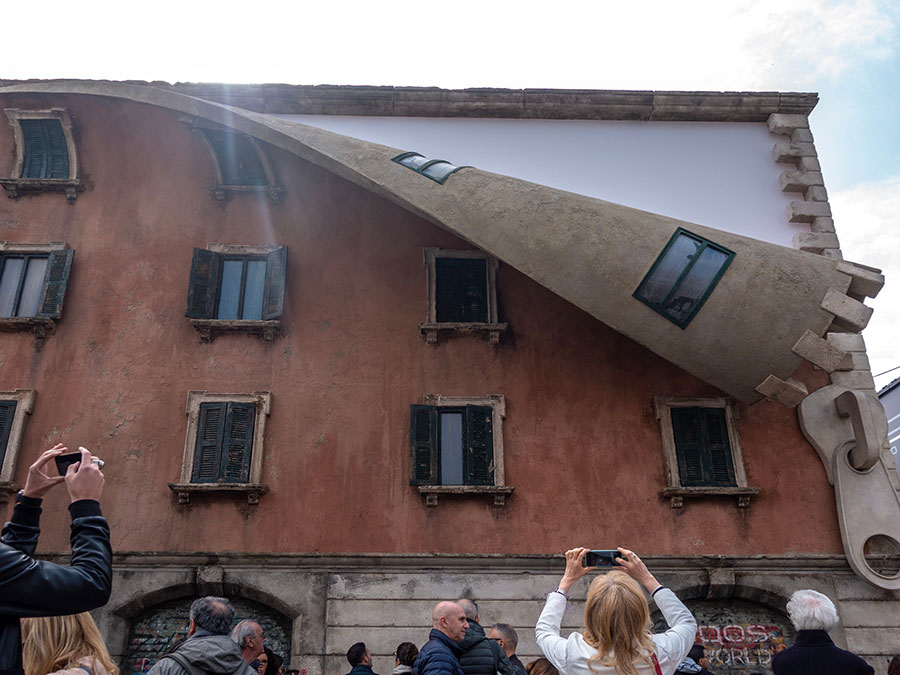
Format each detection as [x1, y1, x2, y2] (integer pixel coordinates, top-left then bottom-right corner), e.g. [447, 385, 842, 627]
[487, 624, 524, 675]
[455, 600, 514, 675]
[0, 444, 111, 675]
[345, 642, 378, 675]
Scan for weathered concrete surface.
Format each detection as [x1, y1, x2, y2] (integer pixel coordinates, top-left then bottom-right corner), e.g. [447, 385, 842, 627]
[0, 81, 851, 405]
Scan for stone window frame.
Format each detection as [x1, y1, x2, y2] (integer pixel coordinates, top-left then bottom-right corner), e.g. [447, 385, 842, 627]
[1, 108, 82, 203]
[0, 241, 73, 338]
[182, 118, 283, 203]
[0, 389, 36, 502]
[414, 393, 513, 507]
[419, 247, 508, 345]
[655, 396, 759, 508]
[186, 243, 286, 342]
[168, 390, 271, 505]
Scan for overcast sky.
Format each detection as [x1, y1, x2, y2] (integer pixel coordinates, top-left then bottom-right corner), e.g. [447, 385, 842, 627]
[4, 0, 898, 388]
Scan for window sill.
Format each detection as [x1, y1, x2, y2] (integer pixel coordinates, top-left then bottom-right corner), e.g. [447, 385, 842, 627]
[207, 185, 283, 204]
[0, 178, 82, 204]
[0, 482, 18, 503]
[190, 318, 280, 342]
[168, 482, 268, 505]
[419, 322, 508, 345]
[0, 317, 55, 339]
[660, 486, 760, 509]
[417, 485, 514, 507]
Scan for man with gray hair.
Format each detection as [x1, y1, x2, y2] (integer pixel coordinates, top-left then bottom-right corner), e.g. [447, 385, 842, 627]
[772, 589, 873, 674]
[455, 599, 514, 675]
[148, 597, 255, 675]
[231, 620, 267, 664]
[487, 624, 524, 675]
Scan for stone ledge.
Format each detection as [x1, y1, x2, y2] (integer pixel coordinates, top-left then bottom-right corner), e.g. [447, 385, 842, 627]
[0, 481, 18, 503]
[0, 178, 83, 203]
[419, 322, 508, 345]
[417, 485, 514, 507]
[167, 482, 269, 505]
[190, 319, 280, 342]
[0, 316, 56, 339]
[660, 486, 760, 509]
[207, 184, 283, 204]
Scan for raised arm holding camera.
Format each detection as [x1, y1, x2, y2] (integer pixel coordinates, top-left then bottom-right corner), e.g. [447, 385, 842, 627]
[535, 547, 696, 675]
[0, 444, 112, 675]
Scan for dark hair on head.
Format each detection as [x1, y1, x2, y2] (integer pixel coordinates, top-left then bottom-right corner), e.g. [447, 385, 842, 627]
[264, 647, 283, 675]
[189, 597, 234, 636]
[491, 623, 518, 649]
[347, 642, 367, 667]
[524, 658, 558, 675]
[688, 644, 705, 661]
[889, 655, 900, 675]
[395, 643, 418, 667]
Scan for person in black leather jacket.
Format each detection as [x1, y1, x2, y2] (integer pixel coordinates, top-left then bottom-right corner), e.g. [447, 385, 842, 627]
[0, 444, 111, 675]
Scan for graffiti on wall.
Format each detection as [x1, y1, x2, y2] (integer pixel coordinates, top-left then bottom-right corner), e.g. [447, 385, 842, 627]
[123, 598, 291, 675]
[653, 599, 794, 675]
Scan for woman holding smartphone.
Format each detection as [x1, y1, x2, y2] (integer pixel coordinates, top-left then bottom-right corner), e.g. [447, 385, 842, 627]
[535, 547, 696, 675]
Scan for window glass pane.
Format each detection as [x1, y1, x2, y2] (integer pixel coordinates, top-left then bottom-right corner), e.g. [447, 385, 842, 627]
[18, 257, 48, 317]
[398, 154, 429, 170]
[662, 246, 729, 323]
[0, 258, 25, 317]
[242, 260, 266, 320]
[440, 411, 464, 486]
[204, 130, 267, 185]
[422, 161, 459, 182]
[435, 257, 489, 323]
[636, 234, 702, 306]
[218, 260, 243, 320]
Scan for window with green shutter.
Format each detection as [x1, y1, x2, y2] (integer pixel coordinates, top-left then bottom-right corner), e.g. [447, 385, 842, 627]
[0, 248, 74, 319]
[20, 119, 70, 179]
[2, 109, 81, 202]
[409, 403, 495, 486]
[0, 400, 18, 469]
[191, 401, 257, 483]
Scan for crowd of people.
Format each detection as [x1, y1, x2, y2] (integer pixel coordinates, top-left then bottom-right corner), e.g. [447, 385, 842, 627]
[1, 445, 897, 675]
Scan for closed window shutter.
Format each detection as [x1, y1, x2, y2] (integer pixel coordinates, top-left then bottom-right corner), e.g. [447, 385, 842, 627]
[465, 405, 494, 485]
[45, 120, 70, 178]
[222, 402, 256, 483]
[192, 402, 226, 482]
[185, 248, 221, 319]
[37, 249, 74, 319]
[409, 405, 438, 485]
[671, 407, 705, 486]
[702, 408, 736, 486]
[262, 246, 287, 320]
[435, 258, 489, 323]
[20, 120, 48, 178]
[0, 400, 18, 468]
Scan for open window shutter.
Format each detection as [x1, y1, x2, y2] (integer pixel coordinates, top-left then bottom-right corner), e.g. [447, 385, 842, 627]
[37, 249, 74, 319]
[192, 402, 226, 482]
[20, 120, 48, 178]
[222, 402, 256, 483]
[701, 408, 736, 486]
[465, 405, 494, 486]
[185, 248, 221, 319]
[671, 407, 705, 486]
[409, 405, 438, 485]
[45, 120, 70, 179]
[0, 400, 18, 467]
[262, 246, 287, 320]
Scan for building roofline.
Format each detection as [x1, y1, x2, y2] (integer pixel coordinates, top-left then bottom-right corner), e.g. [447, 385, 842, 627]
[879, 374, 900, 397]
[0, 79, 818, 121]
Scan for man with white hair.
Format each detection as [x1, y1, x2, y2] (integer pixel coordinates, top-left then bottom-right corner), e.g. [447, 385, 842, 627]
[772, 589, 873, 674]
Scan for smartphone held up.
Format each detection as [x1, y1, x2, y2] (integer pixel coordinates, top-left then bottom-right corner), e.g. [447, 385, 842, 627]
[583, 549, 624, 567]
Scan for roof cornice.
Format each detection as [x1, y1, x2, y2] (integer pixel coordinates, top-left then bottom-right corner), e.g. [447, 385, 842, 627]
[0, 79, 818, 121]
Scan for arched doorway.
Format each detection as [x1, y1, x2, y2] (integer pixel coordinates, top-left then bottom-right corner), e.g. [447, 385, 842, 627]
[122, 597, 291, 675]
[653, 598, 794, 675]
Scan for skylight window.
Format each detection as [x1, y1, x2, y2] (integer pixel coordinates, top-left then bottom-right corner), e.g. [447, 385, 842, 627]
[633, 228, 735, 328]
[392, 152, 466, 184]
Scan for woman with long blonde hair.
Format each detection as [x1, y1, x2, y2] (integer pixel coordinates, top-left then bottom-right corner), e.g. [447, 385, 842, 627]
[535, 547, 696, 675]
[21, 613, 118, 675]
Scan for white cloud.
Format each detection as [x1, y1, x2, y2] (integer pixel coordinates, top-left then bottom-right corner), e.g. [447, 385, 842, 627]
[830, 176, 900, 391]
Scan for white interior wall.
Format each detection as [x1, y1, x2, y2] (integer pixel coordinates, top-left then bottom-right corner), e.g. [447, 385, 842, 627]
[278, 115, 805, 248]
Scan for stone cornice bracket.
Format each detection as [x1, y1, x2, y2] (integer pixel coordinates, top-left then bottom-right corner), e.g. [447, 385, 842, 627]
[798, 384, 900, 589]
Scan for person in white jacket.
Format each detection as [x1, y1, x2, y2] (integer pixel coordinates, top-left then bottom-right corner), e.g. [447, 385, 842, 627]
[535, 547, 697, 675]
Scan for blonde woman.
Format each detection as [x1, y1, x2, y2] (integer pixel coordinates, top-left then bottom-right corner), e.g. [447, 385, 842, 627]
[535, 547, 696, 675]
[21, 613, 118, 675]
